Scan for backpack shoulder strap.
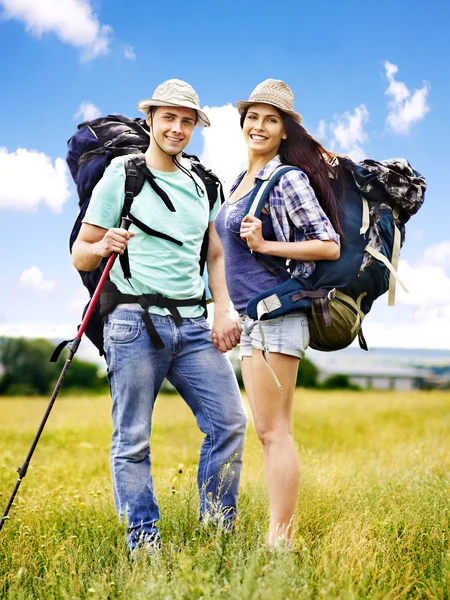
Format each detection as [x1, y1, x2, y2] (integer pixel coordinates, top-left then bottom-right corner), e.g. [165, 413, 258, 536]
[181, 157, 224, 300]
[125, 153, 176, 212]
[120, 153, 184, 280]
[243, 165, 301, 279]
[122, 154, 146, 217]
[245, 165, 301, 219]
[119, 155, 147, 281]
[187, 156, 225, 211]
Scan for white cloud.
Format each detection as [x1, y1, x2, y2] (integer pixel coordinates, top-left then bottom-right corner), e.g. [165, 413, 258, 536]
[0, 0, 112, 61]
[394, 259, 450, 309]
[0, 323, 75, 339]
[18, 267, 56, 293]
[363, 308, 450, 351]
[66, 287, 89, 315]
[384, 61, 430, 134]
[328, 104, 369, 162]
[200, 104, 248, 194]
[0, 147, 70, 212]
[124, 45, 136, 60]
[423, 241, 450, 268]
[360, 248, 450, 349]
[315, 119, 327, 141]
[75, 102, 101, 122]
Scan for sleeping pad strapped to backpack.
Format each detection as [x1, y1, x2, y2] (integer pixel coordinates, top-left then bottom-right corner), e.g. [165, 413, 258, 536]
[52, 114, 223, 361]
[244, 156, 426, 352]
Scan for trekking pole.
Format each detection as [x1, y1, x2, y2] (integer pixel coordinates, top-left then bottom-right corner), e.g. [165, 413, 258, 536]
[0, 217, 132, 532]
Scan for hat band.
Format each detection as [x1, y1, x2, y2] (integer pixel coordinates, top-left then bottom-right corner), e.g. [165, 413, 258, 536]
[247, 94, 294, 112]
[156, 94, 198, 106]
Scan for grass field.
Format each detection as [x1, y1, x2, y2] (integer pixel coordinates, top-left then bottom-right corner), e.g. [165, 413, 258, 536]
[1, 389, 450, 599]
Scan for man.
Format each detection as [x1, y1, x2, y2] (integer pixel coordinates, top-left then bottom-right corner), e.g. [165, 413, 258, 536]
[72, 79, 247, 553]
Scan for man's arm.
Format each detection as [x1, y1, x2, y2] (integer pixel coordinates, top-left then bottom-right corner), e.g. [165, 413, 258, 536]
[206, 222, 241, 353]
[72, 223, 135, 272]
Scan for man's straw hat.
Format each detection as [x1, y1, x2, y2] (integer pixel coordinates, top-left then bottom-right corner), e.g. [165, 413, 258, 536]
[137, 79, 210, 128]
[236, 79, 302, 124]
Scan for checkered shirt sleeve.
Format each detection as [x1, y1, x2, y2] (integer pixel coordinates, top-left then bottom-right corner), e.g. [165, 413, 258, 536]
[268, 169, 340, 278]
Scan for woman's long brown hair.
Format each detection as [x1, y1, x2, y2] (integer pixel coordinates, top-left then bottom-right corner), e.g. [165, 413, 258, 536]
[240, 108, 344, 238]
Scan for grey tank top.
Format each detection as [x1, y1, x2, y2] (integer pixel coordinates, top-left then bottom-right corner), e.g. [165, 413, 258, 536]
[214, 191, 290, 314]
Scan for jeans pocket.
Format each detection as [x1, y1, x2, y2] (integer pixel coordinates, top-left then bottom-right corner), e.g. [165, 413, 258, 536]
[107, 320, 141, 344]
[188, 317, 211, 331]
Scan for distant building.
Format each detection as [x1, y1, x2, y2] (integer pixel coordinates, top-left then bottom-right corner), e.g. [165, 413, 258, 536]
[317, 365, 432, 391]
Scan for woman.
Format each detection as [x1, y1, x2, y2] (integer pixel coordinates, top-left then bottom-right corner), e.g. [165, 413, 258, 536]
[214, 79, 342, 548]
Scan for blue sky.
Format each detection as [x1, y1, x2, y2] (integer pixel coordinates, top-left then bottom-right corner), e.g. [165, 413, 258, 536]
[0, 0, 449, 360]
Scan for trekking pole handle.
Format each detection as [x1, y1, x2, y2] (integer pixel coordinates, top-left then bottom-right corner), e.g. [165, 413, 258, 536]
[76, 217, 133, 340]
[119, 216, 133, 231]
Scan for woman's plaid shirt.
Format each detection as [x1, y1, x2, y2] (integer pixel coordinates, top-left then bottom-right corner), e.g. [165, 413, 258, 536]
[231, 155, 340, 279]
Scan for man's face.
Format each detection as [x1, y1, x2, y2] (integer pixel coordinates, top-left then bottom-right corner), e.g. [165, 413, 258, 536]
[147, 106, 197, 155]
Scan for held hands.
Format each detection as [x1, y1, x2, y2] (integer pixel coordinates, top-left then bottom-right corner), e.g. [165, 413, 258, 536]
[240, 214, 265, 253]
[211, 311, 242, 353]
[98, 227, 135, 257]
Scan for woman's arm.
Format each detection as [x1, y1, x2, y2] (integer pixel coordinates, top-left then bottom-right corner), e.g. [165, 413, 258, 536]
[240, 215, 340, 260]
[240, 168, 340, 261]
[206, 222, 241, 352]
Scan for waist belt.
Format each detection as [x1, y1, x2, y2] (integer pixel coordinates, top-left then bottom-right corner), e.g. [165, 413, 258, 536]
[99, 284, 204, 350]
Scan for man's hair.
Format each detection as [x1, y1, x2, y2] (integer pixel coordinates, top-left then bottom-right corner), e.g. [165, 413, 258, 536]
[148, 106, 198, 125]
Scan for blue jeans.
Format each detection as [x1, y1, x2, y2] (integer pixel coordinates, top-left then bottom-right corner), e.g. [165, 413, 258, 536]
[104, 306, 247, 550]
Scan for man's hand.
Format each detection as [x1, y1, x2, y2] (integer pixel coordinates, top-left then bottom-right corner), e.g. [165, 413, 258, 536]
[240, 214, 266, 253]
[211, 312, 241, 353]
[97, 227, 135, 257]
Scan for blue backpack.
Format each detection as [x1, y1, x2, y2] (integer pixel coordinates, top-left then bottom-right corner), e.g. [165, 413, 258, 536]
[244, 157, 425, 352]
[52, 114, 222, 361]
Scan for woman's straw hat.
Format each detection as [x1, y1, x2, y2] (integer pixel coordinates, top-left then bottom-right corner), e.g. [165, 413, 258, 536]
[236, 79, 302, 124]
[137, 79, 210, 128]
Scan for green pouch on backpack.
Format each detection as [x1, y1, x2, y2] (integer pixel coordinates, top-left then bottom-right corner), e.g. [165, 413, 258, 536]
[308, 290, 368, 352]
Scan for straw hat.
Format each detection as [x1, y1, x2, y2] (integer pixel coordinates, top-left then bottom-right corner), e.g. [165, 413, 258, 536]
[137, 79, 210, 128]
[236, 79, 302, 124]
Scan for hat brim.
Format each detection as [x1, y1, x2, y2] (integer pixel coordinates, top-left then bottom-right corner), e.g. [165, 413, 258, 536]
[235, 100, 302, 124]
[136, 98, 210, 128]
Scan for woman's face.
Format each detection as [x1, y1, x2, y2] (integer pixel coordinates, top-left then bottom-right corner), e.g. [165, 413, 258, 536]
[243, 103, 286, 156]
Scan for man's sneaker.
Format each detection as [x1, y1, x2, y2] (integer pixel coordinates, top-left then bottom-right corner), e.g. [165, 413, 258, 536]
[129, 532, 161, 558]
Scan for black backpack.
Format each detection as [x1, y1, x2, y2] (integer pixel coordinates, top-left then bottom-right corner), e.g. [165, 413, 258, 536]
[52, 114, 223, 361]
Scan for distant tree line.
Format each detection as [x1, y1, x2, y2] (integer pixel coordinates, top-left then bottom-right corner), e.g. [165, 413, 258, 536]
[0, 337, 358, 397]
[0, 337, 108, 396]
[234, 355, 359, 390]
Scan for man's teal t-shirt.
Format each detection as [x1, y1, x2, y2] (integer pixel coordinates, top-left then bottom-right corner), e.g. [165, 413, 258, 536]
[83, 156, 219, 317]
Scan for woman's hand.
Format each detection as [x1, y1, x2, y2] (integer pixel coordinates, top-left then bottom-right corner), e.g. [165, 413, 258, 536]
[211, 312, 241, 353]
[240, 214, 266, 253]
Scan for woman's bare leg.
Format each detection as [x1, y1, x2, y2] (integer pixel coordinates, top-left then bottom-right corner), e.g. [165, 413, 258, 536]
[242, 351, 299, 546]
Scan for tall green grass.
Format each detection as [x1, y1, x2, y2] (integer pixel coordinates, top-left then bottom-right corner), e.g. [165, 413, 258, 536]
[1, 390, 449, 599]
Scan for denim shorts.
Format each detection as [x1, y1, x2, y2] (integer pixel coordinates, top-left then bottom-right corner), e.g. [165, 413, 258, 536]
[239, 311, 310, 360]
